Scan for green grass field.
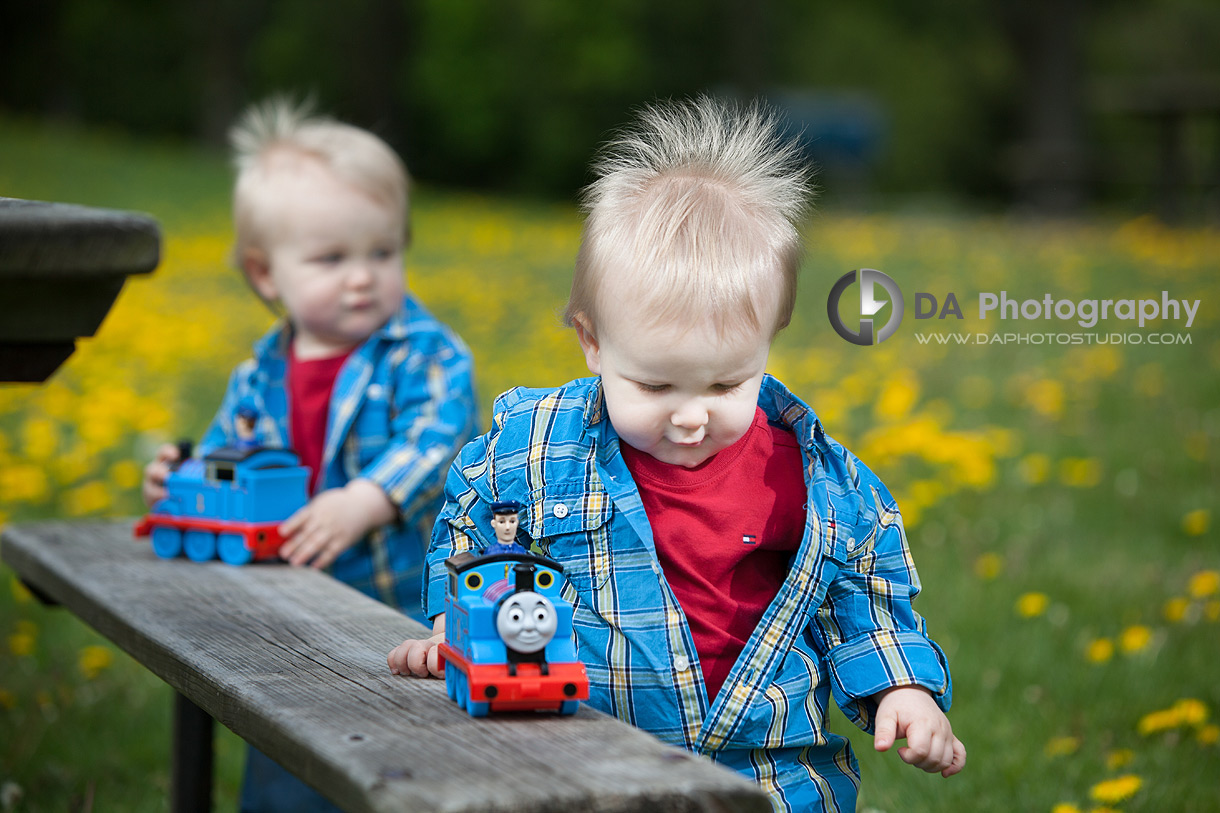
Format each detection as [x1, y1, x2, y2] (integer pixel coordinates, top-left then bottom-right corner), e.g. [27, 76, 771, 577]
[2, 115, 1218, 812]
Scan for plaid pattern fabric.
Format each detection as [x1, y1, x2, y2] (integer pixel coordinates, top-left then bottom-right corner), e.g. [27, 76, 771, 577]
[425, 375, 952, 812]
[199, 294, 478, 619]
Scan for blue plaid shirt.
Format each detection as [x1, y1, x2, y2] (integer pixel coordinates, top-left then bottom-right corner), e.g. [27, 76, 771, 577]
[200, 294, 478, 619]
[426, 375, 952, 812]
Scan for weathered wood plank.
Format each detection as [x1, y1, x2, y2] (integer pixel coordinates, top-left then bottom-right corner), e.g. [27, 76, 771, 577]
[0, 520, 771, 813]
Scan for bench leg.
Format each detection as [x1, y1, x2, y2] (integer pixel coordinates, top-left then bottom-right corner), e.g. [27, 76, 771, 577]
[171, 692, 214, 813]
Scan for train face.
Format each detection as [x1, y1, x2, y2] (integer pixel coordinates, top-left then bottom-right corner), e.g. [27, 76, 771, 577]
[134, 447, 309, 565]
[438, 550, 589, 717]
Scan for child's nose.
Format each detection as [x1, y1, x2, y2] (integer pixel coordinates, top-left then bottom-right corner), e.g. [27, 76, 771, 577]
[670, 400, 708, 429]
[347, 262, 374, 286]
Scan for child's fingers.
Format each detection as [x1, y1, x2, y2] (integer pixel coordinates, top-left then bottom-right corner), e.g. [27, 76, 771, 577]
[873, 711, 898, 752]
[942, 739, 967, 777]
[425, 642, 442, 677]
[388, 644, 408, 675]
[279, 506, 309, 540]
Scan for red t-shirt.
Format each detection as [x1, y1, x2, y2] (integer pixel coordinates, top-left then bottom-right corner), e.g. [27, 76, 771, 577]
[288, 347, 353, 495]
[621, 407, 806, 701]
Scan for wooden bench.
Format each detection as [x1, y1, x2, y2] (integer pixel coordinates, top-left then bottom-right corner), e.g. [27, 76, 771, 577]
[0, 519, 771, 812]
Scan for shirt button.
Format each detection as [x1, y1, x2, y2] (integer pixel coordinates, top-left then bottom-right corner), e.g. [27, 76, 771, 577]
[552, 503, 569, 519]
[846, 536, 856, 552]
[674, 655, 690, 672]
[366, 384, 384, 400]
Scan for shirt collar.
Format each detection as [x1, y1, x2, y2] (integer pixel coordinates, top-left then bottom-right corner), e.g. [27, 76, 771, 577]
[249, 294, 415, 362]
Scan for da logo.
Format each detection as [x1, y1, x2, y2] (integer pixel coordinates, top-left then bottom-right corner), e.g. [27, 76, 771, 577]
[826, 268, 905, 346]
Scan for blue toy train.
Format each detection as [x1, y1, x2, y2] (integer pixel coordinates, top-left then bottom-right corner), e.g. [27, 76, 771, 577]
[438, 548, 589, 716]
[134, 443, 309, 565]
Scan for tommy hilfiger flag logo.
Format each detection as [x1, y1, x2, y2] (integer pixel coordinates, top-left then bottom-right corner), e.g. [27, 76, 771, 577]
[742, 534, 758, 546]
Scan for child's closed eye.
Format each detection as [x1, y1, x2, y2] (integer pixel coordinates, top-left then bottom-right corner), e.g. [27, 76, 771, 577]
[312, 251, 346, 266]
[711, 382, 744, 395]
[632, 381, 671, 394]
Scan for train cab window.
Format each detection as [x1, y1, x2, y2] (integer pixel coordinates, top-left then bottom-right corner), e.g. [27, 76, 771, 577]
[207, 462, 236, 482]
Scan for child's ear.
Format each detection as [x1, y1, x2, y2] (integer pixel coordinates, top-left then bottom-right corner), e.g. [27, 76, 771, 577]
[240, 247, 277, 302]
[573, 314, 601, 375]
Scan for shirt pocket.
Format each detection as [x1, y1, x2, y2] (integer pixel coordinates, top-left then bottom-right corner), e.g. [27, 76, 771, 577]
[728, 645, 829, 749]
[823, 492, 878, 566]
[528, 486, 614, 595]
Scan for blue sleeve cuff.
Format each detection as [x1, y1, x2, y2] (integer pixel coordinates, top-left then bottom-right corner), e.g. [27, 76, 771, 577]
[826, 629, 952, 732]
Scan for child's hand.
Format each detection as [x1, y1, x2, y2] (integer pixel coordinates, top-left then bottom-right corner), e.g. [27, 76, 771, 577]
[873, 685, 966, 777]
[142, 444, 181, 507]
[279, 479, 396, 569]
[388, 615, 446, 678]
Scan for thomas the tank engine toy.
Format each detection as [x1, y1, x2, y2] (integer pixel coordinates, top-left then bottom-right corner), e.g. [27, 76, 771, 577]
[437, 501, 589, 717]
[134, 440, 309, 565]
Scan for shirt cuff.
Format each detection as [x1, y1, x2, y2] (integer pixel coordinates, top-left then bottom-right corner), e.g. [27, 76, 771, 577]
[826, 629, 952, 730]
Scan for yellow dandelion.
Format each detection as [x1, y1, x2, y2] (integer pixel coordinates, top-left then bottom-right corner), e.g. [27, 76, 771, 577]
[1017, 592, 1051, 618]
[875, 371, 920, 420]
[1197, 724, 1219, 746]
[1058, 457, 1102, 488]
[1018, 453, 1051, 485]
[1051, 804, 1082, 813]
[8, 620, 37, 656]
[78, 645, 113, 680]
[974, 553, 1003, 581]
[1085, 637, 1114, 663]
[1105, 748, 1134, 770]
[1173, 697, 1209, 727]
[1089, 774, 1142, 805]
[1163, 596, 1190, 623]
[108, 459, 143, 491]
[1044, 735, 1080, 757]
[63, 480, 113, 517]
[1139, 707, 1178, 735]
[1188, 570, 1219, 599]
[1025, 379, 1065, 419]
[1119, 625, 1152, 654]
[0, 688, 16, 710]
[1182, 508, 1211, 536]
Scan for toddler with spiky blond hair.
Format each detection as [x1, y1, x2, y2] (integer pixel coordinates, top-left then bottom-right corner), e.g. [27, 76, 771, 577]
[391, 97, 963, 811]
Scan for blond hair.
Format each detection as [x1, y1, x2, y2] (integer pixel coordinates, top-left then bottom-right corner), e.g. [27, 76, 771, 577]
[229, 96, 409, 263]
[565, 96, 812, 337]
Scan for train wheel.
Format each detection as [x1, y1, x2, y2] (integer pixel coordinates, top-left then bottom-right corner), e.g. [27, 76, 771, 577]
[150, 527, 183, 559]
[559, 701, 580, 716]
[218, 533, 253, 565]
[467, 700, 490, 718]
[184, 530, 218, 562]
[455, 671, 468, 711]
[445, 662, 458, 701]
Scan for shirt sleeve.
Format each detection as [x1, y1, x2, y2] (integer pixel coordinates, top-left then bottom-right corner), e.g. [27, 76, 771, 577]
[809, 478, 953, 734]
[359, 333, 479, 522]
[423, 430, 496, 619]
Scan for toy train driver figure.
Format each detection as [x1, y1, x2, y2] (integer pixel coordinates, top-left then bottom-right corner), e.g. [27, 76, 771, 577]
[234, 402, 260, 451]
[485, 500, 525, 554]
